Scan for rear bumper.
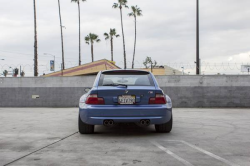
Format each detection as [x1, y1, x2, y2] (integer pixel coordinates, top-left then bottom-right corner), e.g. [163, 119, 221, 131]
[79, 104, 172, 125]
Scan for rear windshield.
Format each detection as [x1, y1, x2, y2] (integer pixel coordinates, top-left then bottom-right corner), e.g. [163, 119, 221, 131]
[99, 73, 154, 86]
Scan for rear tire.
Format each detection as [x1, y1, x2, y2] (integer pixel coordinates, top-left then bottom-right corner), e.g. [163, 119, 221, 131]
[155, 115, 172, 133]
[78, 115, 94, 134]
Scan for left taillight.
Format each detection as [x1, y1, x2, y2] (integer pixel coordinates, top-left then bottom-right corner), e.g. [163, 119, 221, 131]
[85, 94, 105, 105]
[149, 94, 167, 104]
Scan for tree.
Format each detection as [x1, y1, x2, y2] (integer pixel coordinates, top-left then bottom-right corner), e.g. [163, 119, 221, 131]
[128, 5, 142, 69]
[143, 56, 157, 72]
[3, 70, 8, 77]
[33, 0, 38, 76]
[71, 0, 86, 66]
[85, 33, 101, 62]
[13, 68, 19, 77]
[58, 0, 65, 70]
[112, 0, 129, 69]
[104, 28, 120, 62]
[21, 71, 25, 77]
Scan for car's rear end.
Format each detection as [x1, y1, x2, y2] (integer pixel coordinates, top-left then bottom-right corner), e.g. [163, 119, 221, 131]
[79, 70, 172, 134]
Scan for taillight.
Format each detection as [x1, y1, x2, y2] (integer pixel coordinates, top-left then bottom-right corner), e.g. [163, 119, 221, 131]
[85, 94, 105, 105]
[149, 94, 167, 104]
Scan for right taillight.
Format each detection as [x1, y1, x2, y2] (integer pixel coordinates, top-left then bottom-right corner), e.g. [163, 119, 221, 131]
[149, 94, 167, 104]
[85, 94, 105, 105]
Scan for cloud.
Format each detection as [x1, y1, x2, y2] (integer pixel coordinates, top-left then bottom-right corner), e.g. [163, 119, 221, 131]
[0, 0, 250, 76]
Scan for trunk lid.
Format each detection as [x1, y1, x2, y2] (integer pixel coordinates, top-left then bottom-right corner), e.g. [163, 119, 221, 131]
[97, 86, 156, 105]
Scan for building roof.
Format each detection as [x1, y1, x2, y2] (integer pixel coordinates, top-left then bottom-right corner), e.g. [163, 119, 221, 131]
[135, 66, 182, 75]
[164, 65, 183, 75]
[44, 59, 120, 77]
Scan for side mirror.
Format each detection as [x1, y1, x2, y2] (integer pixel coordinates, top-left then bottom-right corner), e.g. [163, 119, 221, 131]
[84, 88, 91, 93]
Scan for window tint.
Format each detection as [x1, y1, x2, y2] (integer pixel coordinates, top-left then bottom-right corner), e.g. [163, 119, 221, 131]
[99, 74, 154, 86]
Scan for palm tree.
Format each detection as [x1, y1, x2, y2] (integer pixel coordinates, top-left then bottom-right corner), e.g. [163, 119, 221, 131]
[33, 0, 38, 76]
[128, 5, 142, 69]
[85, 33, 101, 62]
[71, 0, 86, 66]
[104, 29, 120, 62]
[58, 0, 65, 70]
[112, 0, 129, 69]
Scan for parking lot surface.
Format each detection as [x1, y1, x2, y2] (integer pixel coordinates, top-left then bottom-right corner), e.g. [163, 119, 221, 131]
[0, 108, 249, 166]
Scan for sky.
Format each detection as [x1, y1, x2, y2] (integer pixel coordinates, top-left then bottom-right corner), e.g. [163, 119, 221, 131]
[0, 0, 250, 76]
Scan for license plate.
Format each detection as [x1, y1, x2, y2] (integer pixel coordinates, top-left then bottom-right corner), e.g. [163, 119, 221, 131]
[118, 95, 136, 105]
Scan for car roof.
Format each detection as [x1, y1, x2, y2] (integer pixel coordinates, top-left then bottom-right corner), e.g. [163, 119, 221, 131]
[101, 69, 151, 74]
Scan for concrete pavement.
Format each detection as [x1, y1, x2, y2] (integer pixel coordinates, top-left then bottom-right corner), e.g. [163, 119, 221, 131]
[0, 108, 249, 166]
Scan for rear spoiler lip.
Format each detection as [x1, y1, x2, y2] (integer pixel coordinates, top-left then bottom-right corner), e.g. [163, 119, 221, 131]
[101, 70, 151, 74]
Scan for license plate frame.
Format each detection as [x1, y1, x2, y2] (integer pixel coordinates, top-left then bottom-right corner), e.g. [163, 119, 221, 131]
[118, 95, 136, 105]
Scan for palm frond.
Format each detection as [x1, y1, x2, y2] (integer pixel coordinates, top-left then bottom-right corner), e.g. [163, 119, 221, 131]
[112, 3, 118, 8]
[115, 34, 120, 38]
[110, 28, 116, 36]
[86, 33, 101, 43]
[128, 12, 134, 17]
[129, 5, 143, 17]
[119, 0, 127, 5]
[85, 35, 90, 44]
[104, 33, 110, 40]
[131, 6, 136, 13]
[137, 7, 143, 16]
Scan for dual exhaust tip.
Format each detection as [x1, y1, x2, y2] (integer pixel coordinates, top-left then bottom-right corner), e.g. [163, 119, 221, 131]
[103, 120, 114, 126]
[140, 119, 150, 126]
[103, 119, 151, 126]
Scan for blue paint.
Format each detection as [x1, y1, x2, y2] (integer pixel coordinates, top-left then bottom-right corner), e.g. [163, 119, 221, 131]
[79, 70, 172, 125]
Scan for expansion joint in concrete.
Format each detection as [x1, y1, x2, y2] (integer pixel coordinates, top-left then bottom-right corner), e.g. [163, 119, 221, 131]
[3, 132, 79, 166]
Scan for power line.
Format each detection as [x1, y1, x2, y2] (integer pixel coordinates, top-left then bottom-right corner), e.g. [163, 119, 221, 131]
[0, 50, 88, 60]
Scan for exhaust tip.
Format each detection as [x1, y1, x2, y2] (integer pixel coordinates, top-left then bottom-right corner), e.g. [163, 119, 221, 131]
[140, 119, 150, 126]
[109, 120, 114, 125]
[103, 120, 114, 127]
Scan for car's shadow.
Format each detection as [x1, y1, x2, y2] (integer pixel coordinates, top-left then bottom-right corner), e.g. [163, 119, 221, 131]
[85, 123, 171, 138]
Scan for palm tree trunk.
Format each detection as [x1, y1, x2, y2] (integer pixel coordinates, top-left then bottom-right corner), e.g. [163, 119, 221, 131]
[91, 43, 94, 62]
[58, 0, 65, 70]
[33, 0, 38, 76]
[132, 16, 137, 69]
[78, 1, 81, 66]
[119, 6, 127, 69]
[111, 37, 114, 61]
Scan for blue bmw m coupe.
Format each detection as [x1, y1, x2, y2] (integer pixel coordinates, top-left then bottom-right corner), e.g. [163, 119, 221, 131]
[79, 70, 173, 134]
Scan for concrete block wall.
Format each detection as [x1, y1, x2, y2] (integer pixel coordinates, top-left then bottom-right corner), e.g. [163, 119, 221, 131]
[0, 76, 249, 108]
[156, 75, 250, 107]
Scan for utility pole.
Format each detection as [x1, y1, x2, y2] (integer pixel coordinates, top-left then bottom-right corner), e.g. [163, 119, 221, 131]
[33, 0, 38, 76]
[196, 0, 200, 75]
[58, 0, 65, 70]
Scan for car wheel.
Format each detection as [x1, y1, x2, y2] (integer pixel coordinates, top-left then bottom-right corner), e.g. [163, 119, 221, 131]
[78, 115, 94, 134]
[155, 115, 172, 133]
